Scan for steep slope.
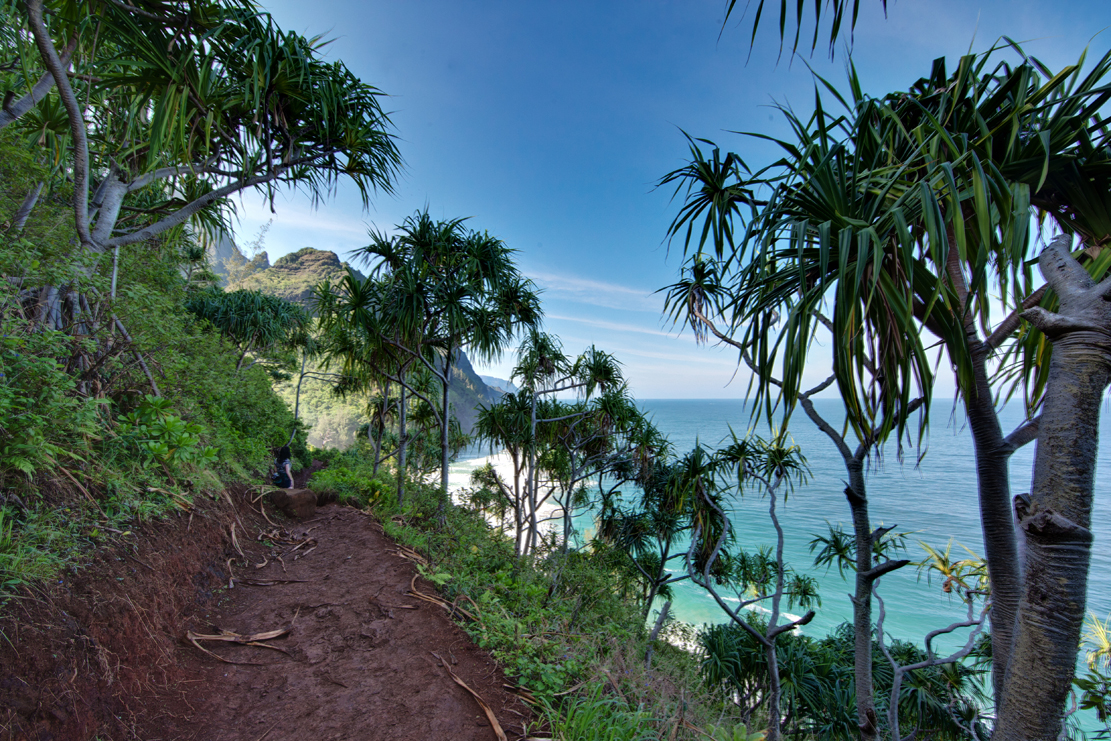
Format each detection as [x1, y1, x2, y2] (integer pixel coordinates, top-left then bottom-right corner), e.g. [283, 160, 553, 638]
[449, 349, 500, 432]
[479, 374, 518, 395]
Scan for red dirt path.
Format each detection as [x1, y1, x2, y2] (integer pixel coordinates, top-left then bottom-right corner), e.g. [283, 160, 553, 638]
[151, 505, 533, 741]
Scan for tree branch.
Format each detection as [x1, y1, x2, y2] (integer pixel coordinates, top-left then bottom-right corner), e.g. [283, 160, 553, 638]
[861, 558, 911, 582]
[112, 314, 160, 396]
[26, 0, 91, 246]
[798, 389, 853, 461]
[1002, 416, 1039, 454]
[0, 35, 76, 130]
[106, 150, 340, 247]
[691, 301, 746, 351]
[125, 158, 224, 192]
[985, 286, 1048, 352]
[9, 181, 44, 234]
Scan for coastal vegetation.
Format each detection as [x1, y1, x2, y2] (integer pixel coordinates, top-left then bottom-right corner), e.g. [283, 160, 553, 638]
[662, 37, 1111, 740]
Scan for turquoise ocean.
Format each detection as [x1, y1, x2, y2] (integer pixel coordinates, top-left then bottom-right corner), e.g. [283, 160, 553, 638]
[450, 398, 1111, 729]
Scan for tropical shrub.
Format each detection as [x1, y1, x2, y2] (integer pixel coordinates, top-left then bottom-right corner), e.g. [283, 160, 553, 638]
[698, 621, 987, 739]
[116, 395, 217, 470]
[0, 303, 102, 487]
[311, 467, 390, 508]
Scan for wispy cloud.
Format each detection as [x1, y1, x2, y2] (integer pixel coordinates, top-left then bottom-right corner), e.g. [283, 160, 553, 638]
[555, 332, 738, 367]
[546, 313, 685, 340]
[527, 269, 662, 313]
[234, 198, 370, 241]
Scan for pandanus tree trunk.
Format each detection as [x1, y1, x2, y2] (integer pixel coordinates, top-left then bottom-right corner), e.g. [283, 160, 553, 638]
[10, 181, 44, 234]
[287, 350, 308, 446]
[797, 392, 908, 741]
[994, 236, 1111, 739]
[372, 378, 390, 476]
[845, 462, 879, 741]
[439, 348, 453, 513]
[562, 452, 578, 549]
[940, 242, 1025, 702]
[397, 373, 407, 508]
[526, 386, 540, 555]
[963, 337, 1022, 701]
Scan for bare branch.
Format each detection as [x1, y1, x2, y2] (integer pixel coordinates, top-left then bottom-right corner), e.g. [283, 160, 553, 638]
[798, 389, 853, 461]
[106, 150, 339, 247]
[26, 0, 91, 246]
[112, 314, 161, 396]
[985, 286, 1047, 352]
[9, 181, 44, 234]
[861, 558, 911, 582]
[0, 36, 76, 130]
[1020, 306, 1105, 338]
[1002, 416, 1039, 454]
[875, 580, 989, 741]
[690, 301, 746, 351]
[125, 159, 223, 192]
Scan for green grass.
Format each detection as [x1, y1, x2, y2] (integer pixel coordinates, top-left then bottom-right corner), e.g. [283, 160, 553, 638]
[0, 507, 69, 593]
[539, 684, 658, 741]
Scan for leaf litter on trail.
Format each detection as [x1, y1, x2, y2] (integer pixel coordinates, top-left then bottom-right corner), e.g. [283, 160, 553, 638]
[186, 627, 292, 665]
[172, 505, 532, 740]
[431, 651, 508, 741]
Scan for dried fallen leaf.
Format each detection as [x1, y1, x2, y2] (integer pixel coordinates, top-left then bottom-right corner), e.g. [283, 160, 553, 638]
[190, 627, 290, 642]
[230, 523, 245, 557]
[186, 632, 273, 666]
[239, 578, 310, 586]
[431, 652, 507, 741]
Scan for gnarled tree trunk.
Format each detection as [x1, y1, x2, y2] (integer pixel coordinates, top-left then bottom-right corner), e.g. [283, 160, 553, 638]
[995, 236, 1111, 739]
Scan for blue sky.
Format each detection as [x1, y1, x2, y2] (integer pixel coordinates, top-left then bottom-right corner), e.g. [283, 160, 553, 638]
[232, 0, 1111, 398]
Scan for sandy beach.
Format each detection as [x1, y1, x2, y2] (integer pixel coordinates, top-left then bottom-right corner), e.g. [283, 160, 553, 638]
[448, 449, 566, 539]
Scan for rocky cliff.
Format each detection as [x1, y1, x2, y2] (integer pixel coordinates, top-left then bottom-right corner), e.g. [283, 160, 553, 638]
[225, 246, 364, 305]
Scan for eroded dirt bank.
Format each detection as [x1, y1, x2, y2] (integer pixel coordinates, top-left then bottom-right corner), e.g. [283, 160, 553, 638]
[1, 486, 256, 740]
[1, 491, 532, 741]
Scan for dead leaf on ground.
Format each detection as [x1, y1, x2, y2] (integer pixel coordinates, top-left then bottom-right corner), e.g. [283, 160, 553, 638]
[239, 578, 310, 586]
[431, 652, 507, 741]
[185, 631, 286, 666]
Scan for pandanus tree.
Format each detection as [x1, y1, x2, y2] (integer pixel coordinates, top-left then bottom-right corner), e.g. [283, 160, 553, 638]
[473, 389, 534, 554]
[662, 45, 1111, 738]
[1, 0, 401, 383]
[680, 435, 819, 741]
[665, 254, 917, 739]
[510, 333, 626, 553]
[183, 287, 309, 374]
[324, 211, 542, 509]
[599, 456, 695, 622]
[543, 384, 659, 550]
[314, 271, 422, 506]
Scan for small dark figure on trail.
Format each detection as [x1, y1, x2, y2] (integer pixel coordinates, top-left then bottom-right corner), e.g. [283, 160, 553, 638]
[272, 445, 294, 489]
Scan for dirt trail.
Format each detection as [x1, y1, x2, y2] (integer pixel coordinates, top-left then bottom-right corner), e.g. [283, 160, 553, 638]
[151, 505, 533, 741]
